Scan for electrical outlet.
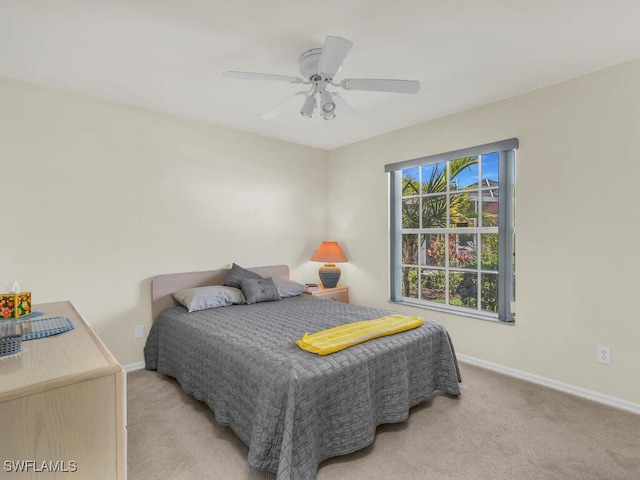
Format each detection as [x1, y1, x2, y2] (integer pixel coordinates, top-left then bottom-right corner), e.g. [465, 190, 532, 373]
[597, 346, 610, 364]
[134, 325, 144, 340]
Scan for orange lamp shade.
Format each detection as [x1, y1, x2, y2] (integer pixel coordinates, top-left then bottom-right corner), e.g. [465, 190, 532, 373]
[310, 241, 348, 263]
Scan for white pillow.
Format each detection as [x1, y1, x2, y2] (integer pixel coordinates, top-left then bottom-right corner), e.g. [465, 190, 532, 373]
[172, 286, 246, 313]
[271, 278, 307, 298]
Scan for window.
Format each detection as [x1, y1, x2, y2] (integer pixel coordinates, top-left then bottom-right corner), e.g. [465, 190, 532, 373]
[385, 139, 517, 322]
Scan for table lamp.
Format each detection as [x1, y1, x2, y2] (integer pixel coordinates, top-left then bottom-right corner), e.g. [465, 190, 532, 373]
[310, 241, 348, 288]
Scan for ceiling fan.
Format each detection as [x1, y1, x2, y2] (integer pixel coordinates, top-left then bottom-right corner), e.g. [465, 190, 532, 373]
[223, 36, 420, 121]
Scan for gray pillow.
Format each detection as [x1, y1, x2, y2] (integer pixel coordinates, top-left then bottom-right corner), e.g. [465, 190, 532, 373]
[240, 277, 280, 305]
[222, 263, 264, 289]
[173, 286, 246, 313]
[271, 277, 307, 298]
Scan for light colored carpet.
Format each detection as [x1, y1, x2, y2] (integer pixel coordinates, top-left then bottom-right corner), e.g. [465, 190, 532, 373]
[127, 363, 640, 480]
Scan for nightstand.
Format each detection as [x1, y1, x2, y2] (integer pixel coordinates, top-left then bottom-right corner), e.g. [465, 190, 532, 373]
[304, 285, 349, 304]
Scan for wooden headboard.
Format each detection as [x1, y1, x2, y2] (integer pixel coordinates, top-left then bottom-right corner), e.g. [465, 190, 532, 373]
[151, 265, 290, 319]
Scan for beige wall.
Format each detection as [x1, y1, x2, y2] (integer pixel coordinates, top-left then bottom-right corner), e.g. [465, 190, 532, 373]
[3, 58, 639, 407]
[0, 78, 327, 365]
[328, 59, 640, 405]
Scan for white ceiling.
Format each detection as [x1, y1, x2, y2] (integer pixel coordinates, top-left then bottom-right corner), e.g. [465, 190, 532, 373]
[2, 0, 640, 151]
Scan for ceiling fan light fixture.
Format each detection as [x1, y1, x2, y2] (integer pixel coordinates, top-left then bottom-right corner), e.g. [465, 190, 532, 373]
[320, 90, 336, 114]
[322, 110, 336, 121]
[300, 94, 316, 117]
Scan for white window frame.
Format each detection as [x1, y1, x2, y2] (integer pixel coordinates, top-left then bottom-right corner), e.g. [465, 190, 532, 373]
[385, 139, 517, 323]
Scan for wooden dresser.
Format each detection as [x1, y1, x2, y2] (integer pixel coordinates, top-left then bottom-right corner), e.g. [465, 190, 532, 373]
[0, 301, 126, 479]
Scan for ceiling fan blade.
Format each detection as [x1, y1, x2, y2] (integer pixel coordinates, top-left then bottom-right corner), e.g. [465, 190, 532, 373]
[340, 78, 421, 94]
[332, 93, 359, 124]
[223, 71, 303, 84]
[260, 92, 308, 119]
[317, 36, 353, 78]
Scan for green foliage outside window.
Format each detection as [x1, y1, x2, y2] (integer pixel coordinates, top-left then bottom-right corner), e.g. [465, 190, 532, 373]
[401, 156, 501, 314]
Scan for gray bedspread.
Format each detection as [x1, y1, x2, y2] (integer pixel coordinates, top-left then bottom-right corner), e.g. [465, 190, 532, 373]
[144, 294, 461, 480]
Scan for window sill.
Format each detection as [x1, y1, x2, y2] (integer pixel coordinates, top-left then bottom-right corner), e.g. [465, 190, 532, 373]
[388, 299, 515, 325]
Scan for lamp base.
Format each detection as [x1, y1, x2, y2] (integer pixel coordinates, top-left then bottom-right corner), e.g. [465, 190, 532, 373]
[318, 263, 341, 288]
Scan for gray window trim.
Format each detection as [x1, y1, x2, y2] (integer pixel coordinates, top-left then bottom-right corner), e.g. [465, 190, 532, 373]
[384, 138, 518, 173]
[389, 171, 403, 302]
[498, 149, 515, 322]
[386, 139, 518, 322]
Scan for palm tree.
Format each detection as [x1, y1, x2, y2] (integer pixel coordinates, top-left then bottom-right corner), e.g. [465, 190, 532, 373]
[401, 156, 478, 297]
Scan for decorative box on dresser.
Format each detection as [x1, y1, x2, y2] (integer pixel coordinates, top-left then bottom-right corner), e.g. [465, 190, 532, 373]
[304, 285, 350, 303]
[0, 301, 127, 479]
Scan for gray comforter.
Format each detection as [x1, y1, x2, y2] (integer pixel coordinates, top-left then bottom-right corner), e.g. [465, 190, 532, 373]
[144, 294, 461, 480]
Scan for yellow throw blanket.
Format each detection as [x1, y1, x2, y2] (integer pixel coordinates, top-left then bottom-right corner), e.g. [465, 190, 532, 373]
[296, 314, 424, 356]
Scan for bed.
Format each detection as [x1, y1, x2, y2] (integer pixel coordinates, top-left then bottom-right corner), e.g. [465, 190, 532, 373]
[144, 265, 461, 480]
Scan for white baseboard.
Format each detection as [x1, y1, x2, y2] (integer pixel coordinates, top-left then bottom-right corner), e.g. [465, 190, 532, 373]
[123, 361, 146, 372]
[457, 353, 640, 416]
